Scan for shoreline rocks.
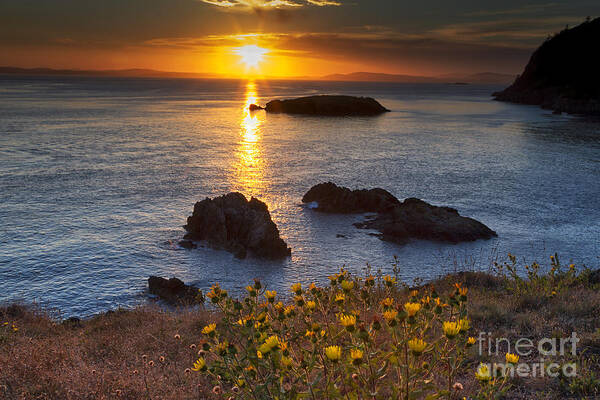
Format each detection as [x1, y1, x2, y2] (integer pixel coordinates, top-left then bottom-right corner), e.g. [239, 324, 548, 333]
[263, 95, 390, 116]
[148, 276, 202, 305]
[183, 192, 291, 259]
[303, 183, 497, 245]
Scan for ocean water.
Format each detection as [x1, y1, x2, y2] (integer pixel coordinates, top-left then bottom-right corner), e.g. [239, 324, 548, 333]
[1, 76, 599, 317]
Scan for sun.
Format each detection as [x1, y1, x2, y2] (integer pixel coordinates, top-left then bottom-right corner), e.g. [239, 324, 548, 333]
[234, 45, 269, 68]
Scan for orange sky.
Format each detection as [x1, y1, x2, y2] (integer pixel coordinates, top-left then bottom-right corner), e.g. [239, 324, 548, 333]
[1, 1, 597, 77]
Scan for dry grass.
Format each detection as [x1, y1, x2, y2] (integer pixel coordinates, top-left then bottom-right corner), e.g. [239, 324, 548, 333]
[1, 270, 599, 400]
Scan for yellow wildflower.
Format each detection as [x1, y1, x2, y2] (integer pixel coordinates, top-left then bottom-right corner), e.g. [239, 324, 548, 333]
[201, 323, 216, 337]
[339, 314, 357, 331]
[283, 305, 296, 317]
[383, 309, 398, 325]
[383, 275, 396, 287]
[341, 280, 354, 292]
[325, 345, 342, 361]
[264, 290, 277, 302]
[365, 275, 375, 286]
[443, 321, 460, 339]
[505, 353, 519, 364]
[349, 348, 363, 365]
[334, 292, 345, 304]
[291, 283, 302, 295]
[475, 363, 492, 382]
[191, 357, 207, 372]
[467, 337, 476, 346]
[215, 341, 228, 356]
[458, 318, 470, 332]
[264, 335, 280, 351]
[257, 350, 263, 359]
[380, 297, 394, 308]
[404, 302, 421, 317]
[305, 300, 316, 312]
[246, 285, 257, 296]
[408, 338, 427, 355]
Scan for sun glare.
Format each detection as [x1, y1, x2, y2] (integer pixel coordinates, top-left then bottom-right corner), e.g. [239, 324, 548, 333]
[234, 45, 269, 68]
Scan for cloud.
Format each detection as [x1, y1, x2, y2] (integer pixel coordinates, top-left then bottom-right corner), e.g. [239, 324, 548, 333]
[141, 30, 533, 74]
[197, 0, 340, 9]
[431, 17, 583, 48]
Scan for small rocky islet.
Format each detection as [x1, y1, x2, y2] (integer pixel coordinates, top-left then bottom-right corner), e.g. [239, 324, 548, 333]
[249, 95, 390, 116]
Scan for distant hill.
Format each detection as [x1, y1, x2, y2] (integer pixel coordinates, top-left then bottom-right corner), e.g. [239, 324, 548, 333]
[321, 71, 515, 84]
[0, 66, 515, 85]
[493, 17, 600, 115]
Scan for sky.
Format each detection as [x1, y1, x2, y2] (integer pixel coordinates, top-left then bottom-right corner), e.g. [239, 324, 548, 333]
[1, 0, 598, 77]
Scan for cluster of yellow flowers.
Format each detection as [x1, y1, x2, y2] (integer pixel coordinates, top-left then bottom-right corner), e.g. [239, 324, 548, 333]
[189, 270, 479, 399]
[2, 321, 18, 332]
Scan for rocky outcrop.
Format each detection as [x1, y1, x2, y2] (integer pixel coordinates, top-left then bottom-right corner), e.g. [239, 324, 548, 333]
[302, 182, 400, 213]
[303, 183, 496, 245]
[493, 17, 600, 115]
[248, 104, 263, 111]
[264, 95, 390, 116]
[183, 192, 291, 259]
[148, 276, 202, 305]
[354, 198, 497, 244]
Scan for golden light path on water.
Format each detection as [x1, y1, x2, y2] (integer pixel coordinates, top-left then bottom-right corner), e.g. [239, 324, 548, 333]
[234, 81, 266, 198]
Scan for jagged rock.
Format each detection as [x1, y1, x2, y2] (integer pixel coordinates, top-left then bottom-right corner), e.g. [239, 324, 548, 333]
[302, 182, 400, 213]
[183, 192, 291, 259]
[303, 183, 497, 245]
[493, 17, 600, 115]
[264, 95, 390, 116]
[148, 276, 202, 305]
[249, 104, 264, 111]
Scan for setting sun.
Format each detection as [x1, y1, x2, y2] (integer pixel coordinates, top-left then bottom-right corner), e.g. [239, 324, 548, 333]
[234, 45, 269, 69]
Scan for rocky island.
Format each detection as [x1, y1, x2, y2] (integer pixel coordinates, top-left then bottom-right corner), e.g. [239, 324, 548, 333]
[250, 95, 390, 116]
[183, 192, 291, 259]
[493, 17, 600, 115]
[303, 182, 497, 244]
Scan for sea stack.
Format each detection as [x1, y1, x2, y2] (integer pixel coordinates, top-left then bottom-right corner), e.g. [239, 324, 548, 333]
[183, 192, 291, 259]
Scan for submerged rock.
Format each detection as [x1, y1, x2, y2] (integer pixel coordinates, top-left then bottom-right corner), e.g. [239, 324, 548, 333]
[303, 183, 497, 245]
[183, 192, 291, 259]
[493, 17, 600, 115]
[264, 95, 390, 116]
[148, 276, 202, 305]
[248, 103, 264, 111]
[178, 239, 197, 249]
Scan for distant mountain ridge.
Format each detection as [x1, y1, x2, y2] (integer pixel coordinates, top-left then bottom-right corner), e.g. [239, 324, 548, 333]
[494, 17, 600, 115]
[320, 71, 515, 84]
[0, 66, 218, 79]
[1, 66, 514, 84]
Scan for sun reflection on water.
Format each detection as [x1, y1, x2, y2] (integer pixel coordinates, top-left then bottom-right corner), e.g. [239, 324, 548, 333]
[234, 81, 266, 197]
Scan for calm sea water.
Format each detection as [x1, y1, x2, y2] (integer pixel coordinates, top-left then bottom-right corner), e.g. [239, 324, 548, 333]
[1, 76, 599, 317]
